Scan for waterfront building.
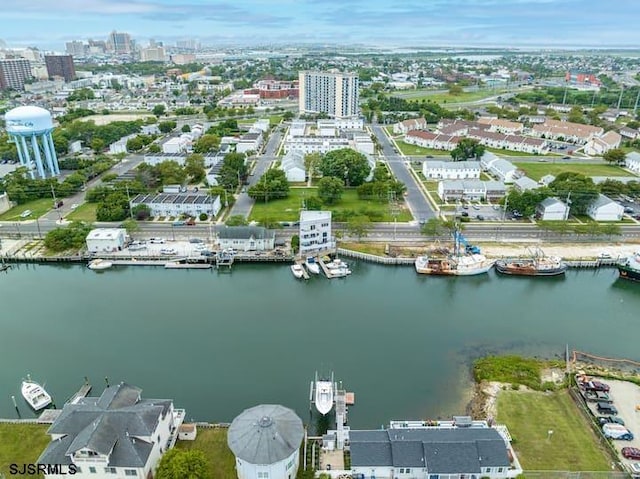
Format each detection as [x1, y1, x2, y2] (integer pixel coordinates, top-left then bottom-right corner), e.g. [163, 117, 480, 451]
[422, 161, 480, 180]
[86, 228, 127, 253]
[298, 70, 359, 119]
[536, 197, 569, 221]
[44, 55, 76, 82]
[587, 194, 624, 222]
[130, 192, 221, 218]
[0, 58, 32, 90]
[216, 226, 276, 252]
[228, 404, 304, 479]
[37, 382, 185, 479]
[349, 418, 522, 479]
[299, 210, 334, 254]
[5, 106, 60, 179]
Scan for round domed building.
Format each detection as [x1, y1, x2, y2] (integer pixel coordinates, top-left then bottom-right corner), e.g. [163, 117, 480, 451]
[228, 404, 304, 479]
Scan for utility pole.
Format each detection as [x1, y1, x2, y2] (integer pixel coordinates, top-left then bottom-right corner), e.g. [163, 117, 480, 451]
[50, 183, 62, 222]
[125, 184, 133, 219]
[564, 192, 572, 221]
[617, 85, 624, 110]
[634, 88, 640, 115]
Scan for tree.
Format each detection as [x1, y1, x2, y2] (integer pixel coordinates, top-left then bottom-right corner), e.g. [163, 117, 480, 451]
[317, 176, 344, 205]
[420, 218, 448, 238]
[184, 154, 206, 183]
[158, 121, 177, 133]
[226, 215, 248, 226]
[90, 138, 105, 153]
[121, 218, 140, 233]
[503, 187, 553, 217]
[96, 191, 130, 221]
[304, 195, 323, 210]
[318, 148, 371, 186]
[346, 215, 372, 240]
[603, 148, 626, 165]
[152, 104, 166, 116]
[155, 449, 209, 479]
[599, 179, 626, 197]
[181, 124, 191, 133]
[132, 204, 151, 220]
[199, 213, 208, 221]
[550, 172, 599, 215]
[126, 136, 144, 152]
[44, 222, 93, 253]
[291, 234, 300, 253]
[450, 138, 485, 161]
[148, 143, 161, 153]
[193, 134, 220, 154]
[282, 111, 294, 121]
[448, 84, 464, 96]
[304, 152, 322, 182]
[248, 169, 289, 202]
[219, 152, 247, 190]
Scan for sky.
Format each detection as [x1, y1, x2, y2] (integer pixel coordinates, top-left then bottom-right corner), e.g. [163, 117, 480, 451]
[1, 0, 639, 51]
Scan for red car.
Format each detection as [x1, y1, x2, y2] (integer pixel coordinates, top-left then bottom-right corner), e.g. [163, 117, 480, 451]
[622, 447, 640, 460]
[583, 381, 610, 392]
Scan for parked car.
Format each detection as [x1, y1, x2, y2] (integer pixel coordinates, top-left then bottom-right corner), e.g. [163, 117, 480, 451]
[623, 448, 640, 460]
[597, 416, 625, 426]
[602, 423, 634, 441]
[472, 204, 480, 210]
[419, 218, 426, 225]
[585, 391, 612, 403]
[70, 203, 79, 210]
[562, 156, 571, 160]
[461, 211, 469, 217]
[462, 204, 469, 210]
[189, 238, 203, 243]
[583, 380, 610, 392]
[160, 248, 177, 255]
[624, 207, 634, 214]
[172, 221, 186, 226]
[597, 402, 618, 415]
[476, 215, 485, 221]
[185, 218, 196, 226]
[149, 238, 165, 244]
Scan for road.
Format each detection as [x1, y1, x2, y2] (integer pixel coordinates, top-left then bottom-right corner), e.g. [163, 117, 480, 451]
[227, 129, 283, 218]
[371, 124, 436, 221]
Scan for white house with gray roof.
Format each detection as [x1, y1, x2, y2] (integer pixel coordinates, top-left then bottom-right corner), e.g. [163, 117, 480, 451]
[422, 161, 480, 180]
[587, 194, 624, 221]
[514, 176, 539, 192]
[130, 192, 221, 218]
[349, 418, 521, 479]
[536, 197, 569, 221]
[280, 150, 306, 182]
[626, 151, 640, 174]
[37, 383, 185, 479]
[437, 180, 506, 201]
[481, 154, 520, 183]
[216, 226, 275, 251]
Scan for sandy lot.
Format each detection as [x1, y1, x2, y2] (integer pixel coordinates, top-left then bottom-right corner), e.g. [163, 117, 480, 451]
[479, 242, 640, 260]
[83, 113, 155, 125]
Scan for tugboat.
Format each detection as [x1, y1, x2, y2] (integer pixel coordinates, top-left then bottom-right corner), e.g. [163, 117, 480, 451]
[618, 251, 640, 282]
[495, 248, 567, 277]
[415, 229, 493, 276]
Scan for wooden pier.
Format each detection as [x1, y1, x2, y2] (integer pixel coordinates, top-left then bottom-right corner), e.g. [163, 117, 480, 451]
[66, 382, 92, 405]
[295, 259, 310, 280]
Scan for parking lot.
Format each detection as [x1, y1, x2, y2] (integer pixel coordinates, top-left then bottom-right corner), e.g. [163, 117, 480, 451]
[582, 378, 640, 473]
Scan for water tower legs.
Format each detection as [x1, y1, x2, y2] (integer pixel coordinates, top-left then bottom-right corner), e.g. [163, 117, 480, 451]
[30, 135, 45, 178]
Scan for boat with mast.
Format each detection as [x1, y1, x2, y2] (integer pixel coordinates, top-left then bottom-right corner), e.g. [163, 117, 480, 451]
[495, 247, 567, 276]
[415, 228, 494, 276]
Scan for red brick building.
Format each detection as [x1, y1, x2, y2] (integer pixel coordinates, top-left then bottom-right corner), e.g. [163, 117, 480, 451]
[565, 71, 601, 86]
[247, 79, 299, 99]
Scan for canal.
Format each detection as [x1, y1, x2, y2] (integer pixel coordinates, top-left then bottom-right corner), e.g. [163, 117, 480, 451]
[0, 262, 638, 427]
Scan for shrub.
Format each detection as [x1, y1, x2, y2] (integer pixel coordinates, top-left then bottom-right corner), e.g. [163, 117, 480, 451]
[199, 213, 208, 221]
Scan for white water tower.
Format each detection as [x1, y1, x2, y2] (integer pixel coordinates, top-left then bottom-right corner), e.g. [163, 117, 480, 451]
[5, 106, 60, 179]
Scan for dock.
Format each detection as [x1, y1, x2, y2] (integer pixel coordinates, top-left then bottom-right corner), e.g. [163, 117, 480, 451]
[66, 382, 92, 405]
[295, 259, 310, 280]
[318, 256, 345, 279]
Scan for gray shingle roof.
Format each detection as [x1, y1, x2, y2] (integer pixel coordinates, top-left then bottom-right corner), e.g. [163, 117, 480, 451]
[38, 383, 171, 468]
[217, 226, 275, 240]
[227, 404, 304, 465]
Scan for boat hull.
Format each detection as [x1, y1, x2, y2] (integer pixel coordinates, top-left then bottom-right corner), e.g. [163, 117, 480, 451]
[315, 380, 334, 415]
[291, 265, 305, 279]
[495, 261, 567, 276]
[21, 381, 52, 411]
[618, 264, 640, 282]
[88, 259, 113, 271]
[415, 259, 494, 276]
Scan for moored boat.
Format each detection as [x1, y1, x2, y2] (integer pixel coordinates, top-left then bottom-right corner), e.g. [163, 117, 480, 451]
[291, 264, 305, 279]
[415, 229, 493, 276]
[618, 251, 640, 282]
[314, 371, 334, 415]
[21, 376, 52, 411]
[305, 256, 320, 275]
[496, 249, 567, 277]
[88, 259, 113, 271]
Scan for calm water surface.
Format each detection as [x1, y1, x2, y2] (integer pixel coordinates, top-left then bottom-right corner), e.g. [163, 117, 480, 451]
[0, 262, 638, 427]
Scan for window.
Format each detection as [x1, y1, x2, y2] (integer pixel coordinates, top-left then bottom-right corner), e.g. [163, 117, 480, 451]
[257, 472, 269, 479]
[104, 467, 117, 474]
[125, 470, 137, 476]
[498, 468, 503, 473]
[89, 467, 96, 473]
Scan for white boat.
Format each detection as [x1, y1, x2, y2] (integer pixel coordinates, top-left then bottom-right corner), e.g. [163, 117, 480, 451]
[330, 267, 352, 278]
[305, 257, 320, 275]
[326, 258, 349, 270]
[291, 264, 305, 279]
[314, 372, 334, 415]
[88, 259, 113, 271]
[21, 377, 52, 411]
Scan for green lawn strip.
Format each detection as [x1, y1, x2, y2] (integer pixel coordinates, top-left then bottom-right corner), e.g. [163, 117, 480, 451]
[485, 147, 550, 157]
[497, 390, 611, 471]
[390, 89, 507, 104]
[395, 140, 450, 157]
[514, 162, 635, 181]
[269, 115, 283, 126]
[175, 427, 236, 479]
[0, 198, 55, 221]
[249, 188, 412, 222]
[65, 203, 97, 222]
[0, 423, 50, 478]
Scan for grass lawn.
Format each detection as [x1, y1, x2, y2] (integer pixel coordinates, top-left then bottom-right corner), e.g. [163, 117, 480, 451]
[249, 188, 413, 223]
[0, 198, 53, 221]
[175, 427, 235, 479]
[391, 89, 508, 104]
[485, 147, 550, 157]
[0, 423, 50, 477]
[514, 162, 635, 181]
[269, 115, 283, 126]
[65, 203, 97, 222]
[497, 390, 611, 471]
[395, 140, 449, 157]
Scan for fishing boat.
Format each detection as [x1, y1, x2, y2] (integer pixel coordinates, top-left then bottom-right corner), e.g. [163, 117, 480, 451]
[314, 371, 334, 415]
[21, 376, 52, 411]
[618, 251, 640, 282]
[495, 248, 567, 276]
[305, 256, 320, 275]
[87, 259, 113, 271]
[291, 264, 305, 279]
[415, 230, 494, 276]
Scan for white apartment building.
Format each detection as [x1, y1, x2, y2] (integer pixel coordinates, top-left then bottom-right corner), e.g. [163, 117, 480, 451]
[130, 192, 221, 218]
[299, 210, 334, 254]
[298, 70, 359, 119]
[422, 161, 480, 180]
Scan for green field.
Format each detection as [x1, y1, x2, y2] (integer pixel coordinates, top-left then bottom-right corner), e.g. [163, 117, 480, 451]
[497, 390, 611, 471]
[0, 423, 50, 477]
[485, 147, 552, 157]
[249, 188, 413, 223]
[0, 198, 54, 221]
[175, 428, 235, 479]
[395, 140, 449, 157]
[65, 203, 97, 222]
[514, 162, 635, 181]
[391, 89, 508, 104]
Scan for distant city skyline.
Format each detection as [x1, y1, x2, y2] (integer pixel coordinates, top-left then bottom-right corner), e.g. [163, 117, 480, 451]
[2, 0, 640, 51]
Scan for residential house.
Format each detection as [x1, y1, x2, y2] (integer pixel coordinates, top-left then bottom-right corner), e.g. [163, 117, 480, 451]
[37, 383, 185, 479]
[236, 132, 263, 154]
[587, 194, 624, 221]
[404, 130, 460, 151]
[162, 136, 190, 154]
[130, 192, 221, 218]
[583, 131, 622, 156]
[281, 150, 306, 182]
[393, 118, 427, 135]
[422, 161, 480, 180]
[530, 119, 603, 144]
[216, 226, 276, 251]
[477, 117, 524, 134]
[85, 228, 127, 253]
[350, 418, 522, 479]
[626, 151, 640, 174]
[619, 127, 639, 140]
[514, 176, 540, 192]
[539, 174, 556, 186]
[437, 180, 506, 201]
[536, 197, 569, 221]
[481, 154, 520, 183]
[299, 210, 334, 254]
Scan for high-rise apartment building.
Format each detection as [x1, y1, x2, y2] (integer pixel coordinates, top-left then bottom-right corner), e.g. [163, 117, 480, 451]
[298, 70, 359, 119]
[140, 47, 166, 62]
[108, 31, 132, 54]
[0, 59, 33, 90]
[45, 55, 76, 82]
[65, 41, 86, 57]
